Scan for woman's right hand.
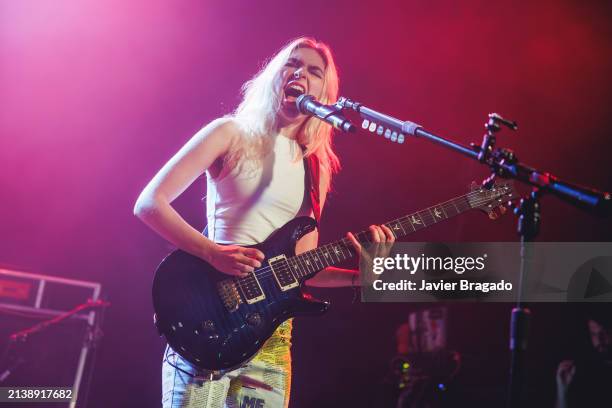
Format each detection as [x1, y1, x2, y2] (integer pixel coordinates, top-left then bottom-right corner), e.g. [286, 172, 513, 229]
[208, 244, 265, 277]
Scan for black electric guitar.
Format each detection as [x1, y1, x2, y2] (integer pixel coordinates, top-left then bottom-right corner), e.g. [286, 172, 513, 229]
[152, 181, 515, 372]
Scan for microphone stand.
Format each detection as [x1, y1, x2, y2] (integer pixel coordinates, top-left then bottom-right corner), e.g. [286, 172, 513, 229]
[337, 97, 610, 215]
[8, 299, 110, 343]
[335, 97, 611, 407]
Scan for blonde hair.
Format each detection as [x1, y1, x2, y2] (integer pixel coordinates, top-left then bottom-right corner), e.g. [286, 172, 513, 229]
[227, 37, 341, 192]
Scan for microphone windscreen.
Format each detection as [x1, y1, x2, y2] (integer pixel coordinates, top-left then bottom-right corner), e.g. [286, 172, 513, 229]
[296, 94, 313, 114]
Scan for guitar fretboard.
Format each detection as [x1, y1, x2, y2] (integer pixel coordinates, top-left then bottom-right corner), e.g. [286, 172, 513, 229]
[285, 189, 493, 279]
[235, 182, 512, 301]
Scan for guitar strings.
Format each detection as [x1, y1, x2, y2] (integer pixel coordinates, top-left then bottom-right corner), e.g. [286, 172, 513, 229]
[232, 187, 512, 293]
[235, 188, 510, 290]
[240, 194, 497, 286]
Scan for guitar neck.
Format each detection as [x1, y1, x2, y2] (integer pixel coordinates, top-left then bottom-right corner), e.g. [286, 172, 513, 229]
[286, 192, 476, 280]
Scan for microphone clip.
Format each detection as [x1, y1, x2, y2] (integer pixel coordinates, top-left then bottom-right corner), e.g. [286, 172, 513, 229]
[296, 94, 356, 133]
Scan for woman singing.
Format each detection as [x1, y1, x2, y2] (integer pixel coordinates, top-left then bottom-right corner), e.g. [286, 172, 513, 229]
[134, 37, 394, 408]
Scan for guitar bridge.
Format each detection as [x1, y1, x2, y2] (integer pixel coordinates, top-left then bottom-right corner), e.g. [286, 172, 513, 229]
[217, 279, 243, 312]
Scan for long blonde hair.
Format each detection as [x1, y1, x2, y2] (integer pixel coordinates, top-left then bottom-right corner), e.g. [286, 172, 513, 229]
[228, 37, 341, 192]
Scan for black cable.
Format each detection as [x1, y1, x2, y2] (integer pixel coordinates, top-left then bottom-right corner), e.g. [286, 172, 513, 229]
[163, 346, 202, 379]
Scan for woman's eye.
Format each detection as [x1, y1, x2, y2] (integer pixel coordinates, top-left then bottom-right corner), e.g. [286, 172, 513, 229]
[310, 70, 323, 78]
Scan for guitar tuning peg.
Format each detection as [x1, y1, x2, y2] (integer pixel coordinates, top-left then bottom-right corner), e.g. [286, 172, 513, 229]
[376, 125, 384, 136]
[398, 134, 405, 143]
[362, 119, 370, 129]
[488, 210, 499, 220]
[390, 132, 398, 142]
[368, 121, 377, 132]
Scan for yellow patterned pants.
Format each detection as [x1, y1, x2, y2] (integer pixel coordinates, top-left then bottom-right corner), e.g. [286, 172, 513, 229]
[162, 320, 292, 408]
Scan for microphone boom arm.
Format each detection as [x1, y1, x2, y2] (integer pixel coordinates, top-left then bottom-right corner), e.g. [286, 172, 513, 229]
[335, 96, 611, 216]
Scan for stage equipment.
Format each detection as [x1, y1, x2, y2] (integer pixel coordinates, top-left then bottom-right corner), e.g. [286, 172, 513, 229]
[332, 96, 611, 408]
[0, 268, 105, 408]
[392, 307, 461, 408]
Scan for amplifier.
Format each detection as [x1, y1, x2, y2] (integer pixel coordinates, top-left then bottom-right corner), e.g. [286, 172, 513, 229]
[0, 268, 102, 408]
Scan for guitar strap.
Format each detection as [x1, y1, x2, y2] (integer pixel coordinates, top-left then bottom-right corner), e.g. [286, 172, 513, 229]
[304, 154, 321, 224]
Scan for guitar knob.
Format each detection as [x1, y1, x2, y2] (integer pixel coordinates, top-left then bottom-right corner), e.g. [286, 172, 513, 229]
[246, 313, 262, 327]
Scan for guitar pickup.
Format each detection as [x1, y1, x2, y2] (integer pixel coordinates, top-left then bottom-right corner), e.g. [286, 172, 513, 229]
[269, 255, 299, 291]
[236, 274, 266, 305]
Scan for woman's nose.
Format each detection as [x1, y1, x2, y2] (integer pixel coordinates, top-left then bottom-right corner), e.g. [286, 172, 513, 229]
[293, 68, 304, 79]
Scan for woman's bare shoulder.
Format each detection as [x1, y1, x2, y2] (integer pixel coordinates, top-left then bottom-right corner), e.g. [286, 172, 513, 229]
[196, 116, 243, 146]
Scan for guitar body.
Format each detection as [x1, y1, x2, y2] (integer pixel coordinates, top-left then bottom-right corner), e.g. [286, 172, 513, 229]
[152, 216, 328, 372]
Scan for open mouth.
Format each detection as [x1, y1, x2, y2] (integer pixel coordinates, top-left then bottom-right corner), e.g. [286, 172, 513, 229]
[284, 82, 306, 99]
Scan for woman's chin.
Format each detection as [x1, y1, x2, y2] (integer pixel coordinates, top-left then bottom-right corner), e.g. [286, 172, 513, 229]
[279, 103, 304, 123]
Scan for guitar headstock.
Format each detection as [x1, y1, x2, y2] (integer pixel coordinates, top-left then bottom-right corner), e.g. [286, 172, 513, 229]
[467, 180, 517, 220]
[360, 119, 405, 143]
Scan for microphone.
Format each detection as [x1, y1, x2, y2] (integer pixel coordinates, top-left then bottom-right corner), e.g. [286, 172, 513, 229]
[296, 94, 356, 133]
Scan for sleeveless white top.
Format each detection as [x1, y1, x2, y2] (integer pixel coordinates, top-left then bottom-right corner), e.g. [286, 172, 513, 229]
[205, 133, 312, 245]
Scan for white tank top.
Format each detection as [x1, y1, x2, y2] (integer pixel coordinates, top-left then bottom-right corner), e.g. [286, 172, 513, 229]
[205, 133, 312, 245]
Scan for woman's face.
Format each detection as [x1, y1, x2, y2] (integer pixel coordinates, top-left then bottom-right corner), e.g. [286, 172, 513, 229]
[278, 46, 327, 121]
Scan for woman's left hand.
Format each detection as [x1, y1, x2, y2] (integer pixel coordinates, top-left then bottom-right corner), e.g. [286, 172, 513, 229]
[347, 224, 396, 281]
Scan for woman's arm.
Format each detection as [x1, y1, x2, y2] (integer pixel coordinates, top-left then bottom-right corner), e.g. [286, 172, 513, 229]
[133, 118, 264, 276]
[300, 226, 394, 288]
[297, 164, 395, 288]
[296, 165, 352, 287]
[297, 228, 357, 288]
